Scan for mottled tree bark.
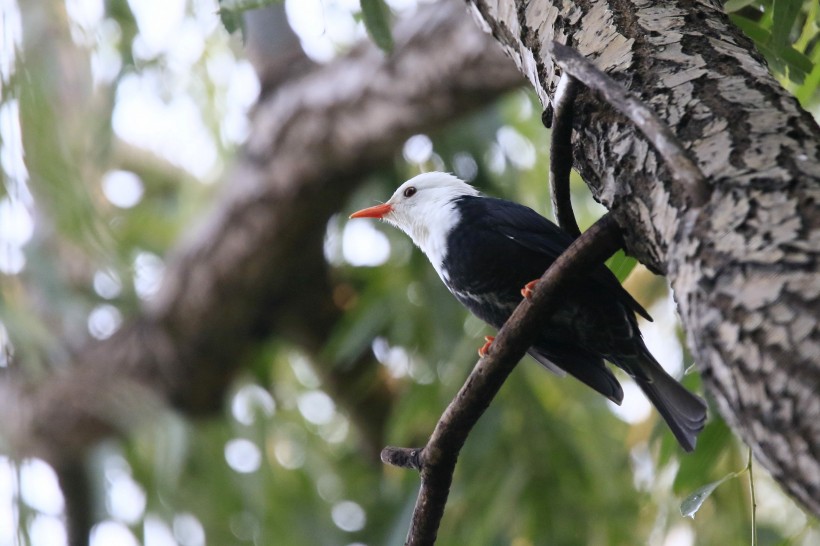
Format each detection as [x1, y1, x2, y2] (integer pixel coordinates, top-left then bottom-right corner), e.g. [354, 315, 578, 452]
[466, 0, 820, 516]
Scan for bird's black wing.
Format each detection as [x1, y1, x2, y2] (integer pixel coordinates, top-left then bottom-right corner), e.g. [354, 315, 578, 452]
[477, 196, 575, 258]
[476, 197, 653, 322]
[528, 346, 624, 404]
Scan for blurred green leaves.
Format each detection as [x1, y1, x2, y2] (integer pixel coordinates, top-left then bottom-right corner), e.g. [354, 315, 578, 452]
[726, 0, 820, 106]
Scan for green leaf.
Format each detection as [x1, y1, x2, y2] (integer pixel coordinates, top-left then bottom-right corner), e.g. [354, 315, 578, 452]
[729, 14, 814, 82]
[755, 42, 813, 80]
[219, 8, 244, 35]
[730, 14, 772, 44]
[770, 0, 801, 50]
[724, 0, 758, 12]
[605, 250, 638, 283]
[777, 45, 814, 77]
[680, 471, 738, 518]
[795, 56, 820, 105]
[361, 0, 394, 52]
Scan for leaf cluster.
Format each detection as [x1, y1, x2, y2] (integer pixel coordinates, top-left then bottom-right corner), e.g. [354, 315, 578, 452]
[726, 0, 820, 106]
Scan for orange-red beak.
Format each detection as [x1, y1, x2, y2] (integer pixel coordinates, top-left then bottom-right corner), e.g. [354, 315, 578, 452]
[349, 203, 393, 219]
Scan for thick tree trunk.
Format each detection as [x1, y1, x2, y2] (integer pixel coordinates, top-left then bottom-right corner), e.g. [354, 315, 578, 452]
[466, 0, 820, 516]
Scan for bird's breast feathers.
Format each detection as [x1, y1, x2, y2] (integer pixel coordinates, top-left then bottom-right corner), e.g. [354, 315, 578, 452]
[447, 287, 519, 328]
[402, 201, 462, 284]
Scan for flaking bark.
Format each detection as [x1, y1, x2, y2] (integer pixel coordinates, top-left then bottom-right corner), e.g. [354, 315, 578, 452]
[467, 0, 820, 516]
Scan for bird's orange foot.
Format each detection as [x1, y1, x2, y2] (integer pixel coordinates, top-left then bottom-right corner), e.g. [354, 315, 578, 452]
[478, 335, 495, 357]
[521, 279, 539, 299]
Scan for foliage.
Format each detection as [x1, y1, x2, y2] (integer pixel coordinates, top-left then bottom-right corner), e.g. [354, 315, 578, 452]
[726, 0, 820, 108]
[1, 1, 819, 546]
[359, 0, 394, 52]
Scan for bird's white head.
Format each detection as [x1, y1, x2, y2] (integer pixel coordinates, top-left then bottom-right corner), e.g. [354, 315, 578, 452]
[349, 172, 479, 276]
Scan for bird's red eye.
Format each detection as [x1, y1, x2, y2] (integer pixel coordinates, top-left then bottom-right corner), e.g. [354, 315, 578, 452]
[403, 187, 417, 198]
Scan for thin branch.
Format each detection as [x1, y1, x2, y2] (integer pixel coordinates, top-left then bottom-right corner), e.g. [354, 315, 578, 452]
[748, 448, 758, 546]
[383, 213, 624, 546]
[548, 41, 710, 207]
[549, 73, 582, 237]
[55, 459, 92, 546]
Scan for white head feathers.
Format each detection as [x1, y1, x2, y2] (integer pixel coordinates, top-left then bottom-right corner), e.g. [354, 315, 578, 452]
[380, 172, 477, 280]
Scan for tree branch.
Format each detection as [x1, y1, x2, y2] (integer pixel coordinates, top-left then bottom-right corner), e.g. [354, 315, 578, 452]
[549, 73, 582, 236]
[547, 41, 709, 208]
[55, 459, 92, 546]
[383, 213, 624, 546]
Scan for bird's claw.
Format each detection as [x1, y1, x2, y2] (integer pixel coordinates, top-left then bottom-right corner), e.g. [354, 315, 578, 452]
[478, 335, 495, 358]
[521, 279, 539, 299]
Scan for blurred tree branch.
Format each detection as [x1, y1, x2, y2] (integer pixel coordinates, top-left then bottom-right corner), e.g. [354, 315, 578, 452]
[1, 0, 523, 466]
[54, 459, 92, 546]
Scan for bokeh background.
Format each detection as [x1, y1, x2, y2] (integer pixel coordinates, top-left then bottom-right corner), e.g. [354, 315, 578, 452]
[1, 0, 819, 544]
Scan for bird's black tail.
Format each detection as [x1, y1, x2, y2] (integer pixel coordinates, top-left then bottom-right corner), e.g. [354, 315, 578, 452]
[633, 358, 707, 452]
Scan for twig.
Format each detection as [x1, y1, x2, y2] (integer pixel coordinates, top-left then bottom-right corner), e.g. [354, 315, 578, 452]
[382, 446, 423, 470]
[748, 448, 757, 546]
[383, 213, 624, 546]
[549, 73, 582, 237]
[548, 41, 709, 207]
[55, 459, 92, 546]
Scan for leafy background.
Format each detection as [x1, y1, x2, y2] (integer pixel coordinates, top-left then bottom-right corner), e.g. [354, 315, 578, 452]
[1, 0, 818, 545]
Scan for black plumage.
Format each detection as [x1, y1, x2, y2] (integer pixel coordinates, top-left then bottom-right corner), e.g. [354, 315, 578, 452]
[441, 196, 706, 451]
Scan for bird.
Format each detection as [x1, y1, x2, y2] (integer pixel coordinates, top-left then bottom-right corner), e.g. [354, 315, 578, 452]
[349, 172, 707, 451]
